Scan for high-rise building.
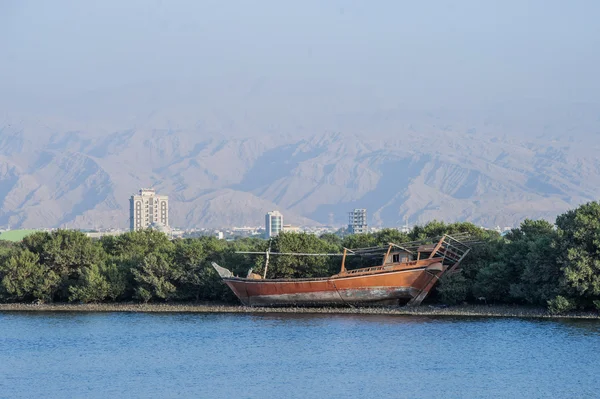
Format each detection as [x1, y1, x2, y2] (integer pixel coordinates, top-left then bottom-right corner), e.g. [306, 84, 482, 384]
[265, 211, 283, 238]
[348, 208, 368, 234]
[129, 188, 169, 231]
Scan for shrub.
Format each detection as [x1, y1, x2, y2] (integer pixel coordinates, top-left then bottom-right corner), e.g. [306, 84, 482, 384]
[547, 295, 575, 314]
[437, 272, 468, 305]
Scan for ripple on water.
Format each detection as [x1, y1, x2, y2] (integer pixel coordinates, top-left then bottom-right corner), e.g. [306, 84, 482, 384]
[0, 312, 599, 399]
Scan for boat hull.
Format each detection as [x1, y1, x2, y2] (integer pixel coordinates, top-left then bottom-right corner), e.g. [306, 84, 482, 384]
[221, 266, 438, 306]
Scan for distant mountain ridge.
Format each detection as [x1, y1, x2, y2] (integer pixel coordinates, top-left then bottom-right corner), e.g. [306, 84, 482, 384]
[0, 105, 599, 230]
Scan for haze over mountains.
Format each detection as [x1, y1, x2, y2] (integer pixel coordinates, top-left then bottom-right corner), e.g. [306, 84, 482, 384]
[1, 1, 599, 229]
[1, 92, 599, 230]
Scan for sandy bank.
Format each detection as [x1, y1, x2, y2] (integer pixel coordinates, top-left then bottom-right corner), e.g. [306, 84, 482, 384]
[0, 302, 599, 319]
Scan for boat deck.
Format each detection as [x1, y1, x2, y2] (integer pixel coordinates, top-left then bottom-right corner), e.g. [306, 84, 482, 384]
[224, 259, 443, 283]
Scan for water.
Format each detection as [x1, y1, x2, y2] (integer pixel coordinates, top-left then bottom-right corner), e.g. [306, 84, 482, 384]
[1, 312, 599, 399]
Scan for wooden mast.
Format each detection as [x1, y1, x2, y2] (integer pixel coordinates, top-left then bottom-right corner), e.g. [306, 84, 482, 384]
[383, 244, 393, 265]
[340, 248, 348, 274]
[263, 240, 272, 279]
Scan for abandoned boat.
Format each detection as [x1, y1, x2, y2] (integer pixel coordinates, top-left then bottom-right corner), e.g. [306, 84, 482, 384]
[212, 234, 473, 307]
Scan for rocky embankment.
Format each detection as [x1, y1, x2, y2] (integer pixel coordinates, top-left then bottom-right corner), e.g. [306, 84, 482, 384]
[0, 303, 599, 319]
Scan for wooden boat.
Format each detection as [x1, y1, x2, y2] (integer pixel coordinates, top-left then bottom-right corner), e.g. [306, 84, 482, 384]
[212, 234, 473, 307]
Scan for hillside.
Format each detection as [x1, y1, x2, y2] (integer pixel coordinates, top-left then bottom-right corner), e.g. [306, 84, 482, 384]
[0, 104, 599, 229]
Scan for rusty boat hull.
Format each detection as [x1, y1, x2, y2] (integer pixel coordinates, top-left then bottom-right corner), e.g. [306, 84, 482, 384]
[212, 259, 445, 307]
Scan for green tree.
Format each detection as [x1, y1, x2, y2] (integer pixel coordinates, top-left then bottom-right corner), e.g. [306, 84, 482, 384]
[410, 221, 497, 242]
[472, 220, 557, 304]
[319, 233, 343, 247]
[372, 229, 410, 246]
[69, 263, 110, 303]
[555, 201, 600, 308]
[409, 220, 449, 241]
[21, 231, 52, 255]
[509, 226, 560, 305]
[0, 250, 59, 302]
[103, 262, 129, 301]
[473, 260, 516, 302]
[0, 240, 15, 262]
[21, 230, 103, 301]
[547, 295, 576, 314]
[445, 237, 499, 302]
[174, 237, 231, 301]
[101, 229, 175, 261]
[132, 254, 180, 302]
[98, 230, 176, 302]
[261, 233, 341, 278]
[341, 233, 377, 249]
[437, 272, 469, 304]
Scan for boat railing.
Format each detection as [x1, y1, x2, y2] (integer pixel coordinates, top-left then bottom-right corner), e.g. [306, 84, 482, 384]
[343, 260, 426, 275]
[429, 235, 472, 273]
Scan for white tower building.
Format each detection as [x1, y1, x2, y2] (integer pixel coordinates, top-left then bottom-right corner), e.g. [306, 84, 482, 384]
[265, 211, 283, 238]
[129, 188, 169, 231]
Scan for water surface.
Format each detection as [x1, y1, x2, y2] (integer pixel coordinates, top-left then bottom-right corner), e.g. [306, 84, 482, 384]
[1, 312, 599, 398]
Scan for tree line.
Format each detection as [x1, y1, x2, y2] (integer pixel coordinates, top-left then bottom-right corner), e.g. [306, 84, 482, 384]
[0, 201, 599, 313]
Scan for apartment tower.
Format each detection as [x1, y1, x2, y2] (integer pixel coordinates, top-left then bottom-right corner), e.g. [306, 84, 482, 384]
[129, 188, 169, 231]
[348, 208, 368, 234]
[265, 211, 283, 238]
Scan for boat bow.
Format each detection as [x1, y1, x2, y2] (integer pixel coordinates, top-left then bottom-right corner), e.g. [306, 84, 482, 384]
[211, 262, 233, 278]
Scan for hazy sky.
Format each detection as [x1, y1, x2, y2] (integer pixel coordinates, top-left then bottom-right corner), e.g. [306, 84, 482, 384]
[1, 0, 599, 111]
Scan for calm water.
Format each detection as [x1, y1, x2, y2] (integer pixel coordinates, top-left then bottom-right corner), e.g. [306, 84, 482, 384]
[1, 312, 599, 399]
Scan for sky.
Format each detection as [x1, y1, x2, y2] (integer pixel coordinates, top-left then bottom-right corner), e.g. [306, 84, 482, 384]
[1, 0, 599, 118]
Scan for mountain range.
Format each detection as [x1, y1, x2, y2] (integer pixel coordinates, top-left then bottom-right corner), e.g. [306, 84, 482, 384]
[0, 96, 599, 230]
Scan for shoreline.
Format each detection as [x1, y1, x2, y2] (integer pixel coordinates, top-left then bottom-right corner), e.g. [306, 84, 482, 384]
[0, 302, 599, 319]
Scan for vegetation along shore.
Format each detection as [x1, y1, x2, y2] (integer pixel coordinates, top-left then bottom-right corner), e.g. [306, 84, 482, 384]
[1, 201, 600, 316]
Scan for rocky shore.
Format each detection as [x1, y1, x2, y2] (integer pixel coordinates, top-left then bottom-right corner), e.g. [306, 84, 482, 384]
[0, 302, 599, 319]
